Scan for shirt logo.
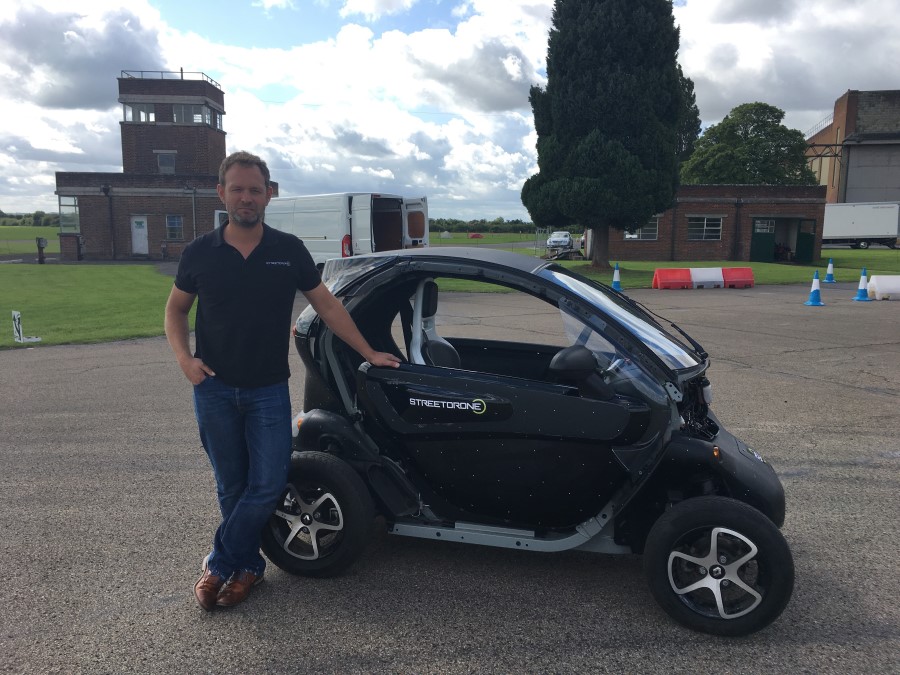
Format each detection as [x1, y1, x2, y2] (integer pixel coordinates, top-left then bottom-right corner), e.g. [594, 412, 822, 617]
[266, 261, 291, 266]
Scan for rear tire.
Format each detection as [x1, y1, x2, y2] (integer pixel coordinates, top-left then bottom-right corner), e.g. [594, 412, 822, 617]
[858, 240, 870, 249]
[261, 451, 374, 578]
[643, 496, 793, 636]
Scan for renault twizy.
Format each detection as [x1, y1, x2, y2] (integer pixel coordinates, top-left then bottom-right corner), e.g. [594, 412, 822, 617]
[260, 248, 793, 636]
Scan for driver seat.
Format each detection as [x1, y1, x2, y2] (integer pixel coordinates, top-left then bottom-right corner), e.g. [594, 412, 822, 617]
[410, 279, 461, 368]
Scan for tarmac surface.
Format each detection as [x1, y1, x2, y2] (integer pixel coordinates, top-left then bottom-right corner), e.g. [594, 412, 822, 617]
[1, 280, 899, 673]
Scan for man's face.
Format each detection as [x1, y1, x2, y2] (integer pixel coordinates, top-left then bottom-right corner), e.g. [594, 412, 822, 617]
[217, 163, 273, 229]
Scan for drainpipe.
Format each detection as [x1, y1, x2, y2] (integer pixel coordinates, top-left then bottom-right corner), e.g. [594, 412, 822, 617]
[186, 186, 197, 240]
[733, 198, 743, 261]
[101, 184, 116, 259]
[669, 200, 679, 261]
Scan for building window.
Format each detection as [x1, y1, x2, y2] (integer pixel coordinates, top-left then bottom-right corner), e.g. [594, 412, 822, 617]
[687, 216, 723, 241]
[754, 219, 775, 234]
[173, 104, 211, 125]
[59, 196, 79, 232]
[124, 103, 155, 123]
[625, 216, 659, 240]
[166, 215, 184, 240]
[157, 153, 176, 174]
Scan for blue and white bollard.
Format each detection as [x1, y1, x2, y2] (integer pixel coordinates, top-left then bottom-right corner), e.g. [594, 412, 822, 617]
[852, 267, 872, 302]
[612, 262, 622, 292]
[824, 258, 836, 283]
[804, 270, 825, 306]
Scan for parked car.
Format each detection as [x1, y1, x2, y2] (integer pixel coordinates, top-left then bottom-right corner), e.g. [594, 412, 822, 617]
[263, 247, 794, 636]
[546, 231, 573, 248]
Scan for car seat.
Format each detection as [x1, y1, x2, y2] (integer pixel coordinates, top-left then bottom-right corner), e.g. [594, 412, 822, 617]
[410, 279, 461, 368]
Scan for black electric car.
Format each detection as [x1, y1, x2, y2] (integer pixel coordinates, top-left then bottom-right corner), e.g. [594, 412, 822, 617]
[260, 248, 793, 636]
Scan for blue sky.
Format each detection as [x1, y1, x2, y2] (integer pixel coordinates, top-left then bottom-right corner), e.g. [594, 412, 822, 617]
[2, 0, 899, 218]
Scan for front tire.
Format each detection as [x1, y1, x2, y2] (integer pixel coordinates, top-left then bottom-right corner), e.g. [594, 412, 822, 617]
[643, 496, 793, 636]
[261, 451, 374, 577]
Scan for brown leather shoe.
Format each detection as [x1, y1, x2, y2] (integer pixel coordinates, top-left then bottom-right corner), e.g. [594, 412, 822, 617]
[193, 565, 226, 611]
[216, 570, 263, 608]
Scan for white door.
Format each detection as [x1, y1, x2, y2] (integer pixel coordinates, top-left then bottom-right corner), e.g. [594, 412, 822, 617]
[402, 197, 429, 247]
[131, 216, 149, 255]
[350, 195, 372, 254]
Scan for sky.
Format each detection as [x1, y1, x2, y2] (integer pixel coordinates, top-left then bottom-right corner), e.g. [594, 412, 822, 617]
[1, 0, 898, 220]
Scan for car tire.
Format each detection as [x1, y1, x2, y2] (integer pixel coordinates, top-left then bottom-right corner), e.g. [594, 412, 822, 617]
[261, 451, 374, 578]
[643, 496, 794, 636]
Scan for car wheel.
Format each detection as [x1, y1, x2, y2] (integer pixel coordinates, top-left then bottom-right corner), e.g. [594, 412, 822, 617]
[261, 451, 374, 578]
[643, 496, 794, 636]
[858, 241, 870, 249]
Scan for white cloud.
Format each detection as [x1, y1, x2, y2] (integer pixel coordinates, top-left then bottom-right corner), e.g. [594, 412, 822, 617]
[339, 0, 420, 21]
[3, 0, 900, 218]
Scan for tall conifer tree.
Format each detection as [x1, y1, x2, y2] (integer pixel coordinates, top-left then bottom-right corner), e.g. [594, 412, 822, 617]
[522, 0, 684, 267]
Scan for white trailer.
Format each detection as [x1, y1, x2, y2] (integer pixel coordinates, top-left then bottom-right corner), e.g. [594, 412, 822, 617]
[214, 193, 428, 267]
[822, 202, 899, 249]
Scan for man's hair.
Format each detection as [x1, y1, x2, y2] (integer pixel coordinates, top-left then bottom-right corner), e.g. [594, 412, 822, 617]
[218, 151, 271, 187]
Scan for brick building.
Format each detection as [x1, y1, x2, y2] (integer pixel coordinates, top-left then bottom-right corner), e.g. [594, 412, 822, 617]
[55, 70, 276, 262]
[604, 184, 826, 263]
[806, 89, 900, 204]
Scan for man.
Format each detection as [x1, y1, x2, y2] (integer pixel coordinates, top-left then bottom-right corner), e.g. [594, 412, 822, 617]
[165, 151, 400, 610]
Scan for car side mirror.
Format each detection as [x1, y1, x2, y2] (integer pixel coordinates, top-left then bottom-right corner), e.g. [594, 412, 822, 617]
[549, 345, 616, 401]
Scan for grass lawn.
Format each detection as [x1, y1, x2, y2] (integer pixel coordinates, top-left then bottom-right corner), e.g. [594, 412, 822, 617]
[0, 226, 61, 255]
[2, 247, 898, 348]
[1, 265, 183, 349]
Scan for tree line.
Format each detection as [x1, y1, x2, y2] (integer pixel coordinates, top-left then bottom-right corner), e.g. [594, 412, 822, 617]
[0, 210, 60, 227]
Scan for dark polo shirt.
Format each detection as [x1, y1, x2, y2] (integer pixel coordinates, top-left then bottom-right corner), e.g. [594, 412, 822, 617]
[175, 223, 321, 388]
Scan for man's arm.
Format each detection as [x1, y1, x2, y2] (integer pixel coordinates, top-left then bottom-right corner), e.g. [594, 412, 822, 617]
[303, 283, 400, 368]
[164, 285, 216, 384]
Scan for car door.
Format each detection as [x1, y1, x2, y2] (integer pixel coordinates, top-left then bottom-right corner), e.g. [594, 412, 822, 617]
[356, 357, 650, 529]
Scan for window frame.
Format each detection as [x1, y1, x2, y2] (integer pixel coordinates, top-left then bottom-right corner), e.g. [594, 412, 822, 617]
[173, 104, 211, 125]
[59, 196, 80, 232]
[625, 216, 660, 241]
[157, 153, 176, 175]
[165, 214, 184, 240]
[686, 216, 723, 241]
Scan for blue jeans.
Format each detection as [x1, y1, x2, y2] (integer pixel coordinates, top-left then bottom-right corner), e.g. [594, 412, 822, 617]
[193, 377, 292, 579]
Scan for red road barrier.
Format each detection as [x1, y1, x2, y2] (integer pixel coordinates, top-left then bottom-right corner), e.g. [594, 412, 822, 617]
[722, 267, 755, 288]
[652, 268, 693, 289]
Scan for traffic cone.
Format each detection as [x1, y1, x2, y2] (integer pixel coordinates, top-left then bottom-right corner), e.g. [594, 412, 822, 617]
[823, 258, 836, 283]
[852, 267, 872, 302]
[804, 270, 825, 306]
[612, 263, 622, 291]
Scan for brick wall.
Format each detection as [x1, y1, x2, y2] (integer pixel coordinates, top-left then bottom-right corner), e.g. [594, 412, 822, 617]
[118, 76, 225, 108]
[120, 123, 226, 174]
[56, 171, 279, 261]
[607, 184, 825, 262]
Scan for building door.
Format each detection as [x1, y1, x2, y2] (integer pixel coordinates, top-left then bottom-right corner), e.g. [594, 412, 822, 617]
[794, 220, 816, 263]
[130, 216, 149, 255]
[749, 219, 775, 262]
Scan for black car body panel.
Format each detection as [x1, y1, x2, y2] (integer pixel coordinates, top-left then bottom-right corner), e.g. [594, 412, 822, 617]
[291, 247, 787, 548]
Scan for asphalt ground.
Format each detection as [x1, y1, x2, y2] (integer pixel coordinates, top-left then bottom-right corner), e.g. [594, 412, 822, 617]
[1, 281, 899, 673]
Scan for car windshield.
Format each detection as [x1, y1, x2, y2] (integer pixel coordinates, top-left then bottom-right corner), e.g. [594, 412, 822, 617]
[541, 268, 701, 371]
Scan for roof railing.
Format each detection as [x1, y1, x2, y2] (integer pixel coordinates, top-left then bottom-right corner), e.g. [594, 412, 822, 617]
[120, 69, 221, 89]
[805, 113, 834, 140]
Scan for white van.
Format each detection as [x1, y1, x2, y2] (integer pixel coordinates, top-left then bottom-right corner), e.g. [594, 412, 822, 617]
[216, 193, 428, 268]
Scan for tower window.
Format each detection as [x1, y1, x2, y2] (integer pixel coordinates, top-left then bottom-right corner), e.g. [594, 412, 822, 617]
[158, 153, 176, 174]
[173, 104, 211, 125]
[124, 103, 155, 123]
